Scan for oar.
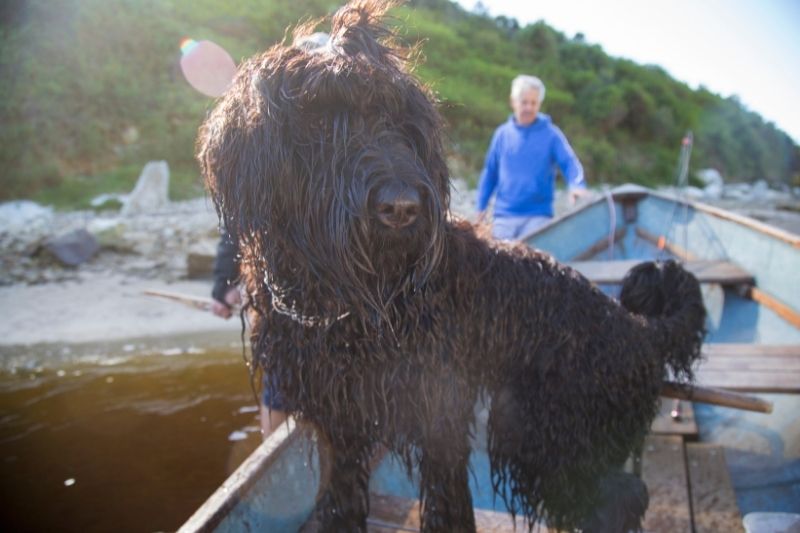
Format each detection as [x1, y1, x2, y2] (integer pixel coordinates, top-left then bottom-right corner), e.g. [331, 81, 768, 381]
[143, 289, 227, 312]
[661, 381, 773, 414]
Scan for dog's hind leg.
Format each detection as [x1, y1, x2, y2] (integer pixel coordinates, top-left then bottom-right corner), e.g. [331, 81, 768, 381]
[418, 431, 476, 533]
[305, 429, 373, 533]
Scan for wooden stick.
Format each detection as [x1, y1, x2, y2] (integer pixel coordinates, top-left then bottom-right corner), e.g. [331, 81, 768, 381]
[740, 285, 800, 330]
[662, 381, 773, 413]
[143, 289, 216, 312]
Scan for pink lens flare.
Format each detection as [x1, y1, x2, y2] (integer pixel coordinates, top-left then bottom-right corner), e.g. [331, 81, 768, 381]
[179, 39, 236, 98]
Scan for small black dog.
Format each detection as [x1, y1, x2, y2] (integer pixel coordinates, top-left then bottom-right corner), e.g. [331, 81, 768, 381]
[197, 1, 706, 530]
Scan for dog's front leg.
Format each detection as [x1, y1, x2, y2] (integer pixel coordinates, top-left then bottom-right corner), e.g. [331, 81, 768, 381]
[418, 434, 475, 533]
[305, 429, 373, 533]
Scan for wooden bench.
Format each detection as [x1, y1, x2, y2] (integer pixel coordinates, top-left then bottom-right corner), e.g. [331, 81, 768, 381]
[566, 259, 754, 285]
[697, 344, 800, 392]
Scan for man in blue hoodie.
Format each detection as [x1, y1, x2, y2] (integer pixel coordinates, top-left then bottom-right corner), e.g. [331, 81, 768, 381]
[477, 75, 588, 240]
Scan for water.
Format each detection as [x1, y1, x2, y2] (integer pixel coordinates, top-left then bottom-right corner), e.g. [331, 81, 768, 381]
[0, 343, 264, 532]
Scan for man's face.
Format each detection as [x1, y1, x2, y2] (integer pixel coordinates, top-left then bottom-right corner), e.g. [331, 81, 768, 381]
[510, 88, 541, 127]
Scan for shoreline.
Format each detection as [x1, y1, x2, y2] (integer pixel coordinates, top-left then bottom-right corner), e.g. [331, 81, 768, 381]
[0, 272, 241, 350]
[1, 187, 797, 353]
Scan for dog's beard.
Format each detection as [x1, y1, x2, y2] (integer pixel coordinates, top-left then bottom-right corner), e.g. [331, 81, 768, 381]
[253, 200, 444, 332]
[368, 221, 436, 296]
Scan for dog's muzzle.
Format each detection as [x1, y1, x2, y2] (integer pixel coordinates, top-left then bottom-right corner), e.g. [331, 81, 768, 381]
[373, 181, 420, 230]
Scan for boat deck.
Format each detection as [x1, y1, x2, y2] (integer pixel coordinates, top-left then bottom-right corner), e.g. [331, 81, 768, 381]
[367, 400, 744, 532]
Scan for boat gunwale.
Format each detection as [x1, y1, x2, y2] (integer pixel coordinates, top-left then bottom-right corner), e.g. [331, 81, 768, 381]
[647, 189, 800, 247]
[178, 419, 300, 533]
[521, 185, 800, 247]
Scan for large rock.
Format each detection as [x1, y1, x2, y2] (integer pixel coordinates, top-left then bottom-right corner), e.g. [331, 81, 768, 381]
[186, 240, 218, 279]
[88, 218, 136, 253]
[0, 200, 53, 234]
[121, 161, 170, 215]
[42, 229, 99, 266]
[696, 168, 724, 199]
[751, 179, 769, 201]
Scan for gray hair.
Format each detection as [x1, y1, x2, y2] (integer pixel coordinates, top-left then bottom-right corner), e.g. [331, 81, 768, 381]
[510, 75, 546, 103]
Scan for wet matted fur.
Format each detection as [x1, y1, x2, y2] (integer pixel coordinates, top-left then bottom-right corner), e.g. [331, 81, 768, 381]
[197, 1, 706, 531]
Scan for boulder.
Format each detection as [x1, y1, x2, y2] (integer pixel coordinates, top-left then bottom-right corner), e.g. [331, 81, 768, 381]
[723, 183, 752, 201]
[88, 218, 136, 253]
[0, 200, 53, 234]
[121, 161, 170, 215]
[696, 168, 724, 199]
[186, 240, 217, 279]
[751, 180, 769, 200]
[42, 229, 99, 266]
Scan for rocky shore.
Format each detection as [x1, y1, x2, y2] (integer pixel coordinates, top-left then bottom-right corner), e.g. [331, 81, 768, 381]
[0, 177, 797, 349]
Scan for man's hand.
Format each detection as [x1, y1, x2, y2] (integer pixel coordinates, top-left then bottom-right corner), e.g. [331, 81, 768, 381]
[568, 188, 590, 205]
[211, 287, 242, 319]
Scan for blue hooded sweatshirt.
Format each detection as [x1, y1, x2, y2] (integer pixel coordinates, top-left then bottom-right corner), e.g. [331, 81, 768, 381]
[476, 113, 585, 218]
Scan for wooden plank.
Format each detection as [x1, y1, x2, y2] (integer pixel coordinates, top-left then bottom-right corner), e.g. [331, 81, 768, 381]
[572, 226, 628, 261]
[641, 435, 692, 533]
[699, 357, 800, 372]
[661, 383, 773, 414]
[368, 493, 547, 533]
[566, 259, 754, 285]
[635, 226, 700, 261]
[704, 343, 800, 357]
[696, 343, 800, 393]
[695, 370, 800, 392]
[686, 260, 755, 285]
[650, 397, 698, 437]
[742, 286, 800, 329]
[686, 444, 744, 533]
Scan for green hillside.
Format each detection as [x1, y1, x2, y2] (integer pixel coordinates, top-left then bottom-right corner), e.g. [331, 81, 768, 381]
[1, 0, 798, 206]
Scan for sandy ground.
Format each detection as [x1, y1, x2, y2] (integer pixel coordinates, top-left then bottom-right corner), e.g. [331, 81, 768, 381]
[0, 273, 240, 347]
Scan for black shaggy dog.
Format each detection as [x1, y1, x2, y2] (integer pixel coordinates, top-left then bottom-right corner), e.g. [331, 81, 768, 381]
[197, 1, 706, 530]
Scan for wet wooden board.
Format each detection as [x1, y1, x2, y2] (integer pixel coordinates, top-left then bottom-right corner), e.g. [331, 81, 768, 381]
[704, 344, 800, 357]
[686, 443, 744, 533]
[367, 493, 547, 533]
[696, 343, 800, 392]
[694, 370, 800, 392]
[699, 356, 800, 372]
[641, 435, 692, 533]
[566, 259, 754, 285]
[650, 397, 698, 437]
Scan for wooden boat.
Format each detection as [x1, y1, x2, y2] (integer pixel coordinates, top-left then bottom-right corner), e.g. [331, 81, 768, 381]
[180, 185, 800, 532]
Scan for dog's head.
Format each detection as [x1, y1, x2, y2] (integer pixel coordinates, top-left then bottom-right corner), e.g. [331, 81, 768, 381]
[198, 0, 450, 320]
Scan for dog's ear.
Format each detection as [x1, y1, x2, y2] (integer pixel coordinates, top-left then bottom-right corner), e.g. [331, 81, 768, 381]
[196, 49, 296, 237]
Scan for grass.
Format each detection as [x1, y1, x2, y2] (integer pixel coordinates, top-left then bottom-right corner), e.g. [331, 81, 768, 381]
[31, 164, 205, 211]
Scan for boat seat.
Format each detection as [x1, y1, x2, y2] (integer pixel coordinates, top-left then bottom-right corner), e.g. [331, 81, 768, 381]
[696, 343, 800, 392]
[566, 259, 755, 285]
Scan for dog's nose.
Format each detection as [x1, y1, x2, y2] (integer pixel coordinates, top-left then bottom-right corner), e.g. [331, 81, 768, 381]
[374, 183, 420, 229]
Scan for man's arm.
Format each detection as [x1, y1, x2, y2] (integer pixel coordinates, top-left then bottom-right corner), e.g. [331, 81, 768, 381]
[551, 126, 587, 203]
[476, 130, 502, 220]
[211, 231, 241, 319]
